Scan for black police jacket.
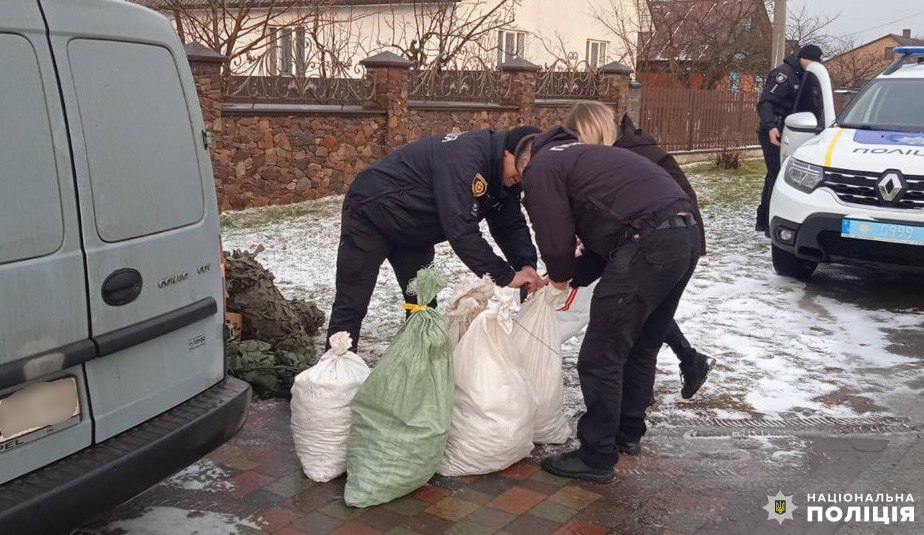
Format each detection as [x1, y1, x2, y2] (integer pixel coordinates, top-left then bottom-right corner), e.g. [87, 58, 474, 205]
[522, 127, 693, 283]
[757, 53, 804, 132]
[345, 129, 537, 287]
[615, 114, 706, 253]
[570, 116, 707, 287]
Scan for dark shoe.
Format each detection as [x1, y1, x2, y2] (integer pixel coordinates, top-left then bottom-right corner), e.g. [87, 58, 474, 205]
[617, 440, 641, 456]
[541, 450, 615, 483]
[680, 352, 714, 399]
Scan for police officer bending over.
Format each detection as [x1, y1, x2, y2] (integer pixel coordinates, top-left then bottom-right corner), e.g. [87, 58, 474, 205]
[516, 127, 701, 482]
[755, 44, 823, 232]
[563, 102, 713, 403]
[326, 127, 542, 349]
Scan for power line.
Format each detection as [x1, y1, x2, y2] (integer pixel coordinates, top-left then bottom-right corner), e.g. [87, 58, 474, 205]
[842, 9, 924, 38]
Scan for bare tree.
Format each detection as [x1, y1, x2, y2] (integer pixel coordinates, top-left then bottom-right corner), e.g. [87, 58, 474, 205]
[147, 1, 340, 64]
[587, 0, 654, 70]
[625, 0, 772, 90]
[824, 36, 894, 90]
[373, 0, 520, 70]
[784, 5, 845, 55]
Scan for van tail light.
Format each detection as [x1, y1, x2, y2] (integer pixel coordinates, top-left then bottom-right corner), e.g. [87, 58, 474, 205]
[220, 236, 229, 375]
[219, 237, 228, 314]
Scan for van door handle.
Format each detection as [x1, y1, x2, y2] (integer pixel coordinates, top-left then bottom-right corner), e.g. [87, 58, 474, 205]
[102, 269, 143, 306]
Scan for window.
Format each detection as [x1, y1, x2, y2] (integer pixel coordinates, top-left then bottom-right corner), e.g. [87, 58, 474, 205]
[68, 40, 204, 242]
[793, 71, 824, 125]
[269, 26, 308, 75]
[586, 40, 608, 68]
[884, 46, 895, 59]
[839, 79, 924, 133]
[280, 28, 293, 74]
[728, 72, 741, 92]
[497, 30, 525, 65]
[0, 34, 64, 263]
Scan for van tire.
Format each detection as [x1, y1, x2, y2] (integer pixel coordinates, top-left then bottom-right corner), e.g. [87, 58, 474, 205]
[772, 244, 818, 281]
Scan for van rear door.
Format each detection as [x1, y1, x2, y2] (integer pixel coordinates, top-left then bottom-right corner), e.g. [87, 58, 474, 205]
[0, 0, 93, 483]
[40, 0, 225, 441]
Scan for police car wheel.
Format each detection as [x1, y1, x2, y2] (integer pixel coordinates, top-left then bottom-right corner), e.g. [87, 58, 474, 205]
[771, 244, 818, 281]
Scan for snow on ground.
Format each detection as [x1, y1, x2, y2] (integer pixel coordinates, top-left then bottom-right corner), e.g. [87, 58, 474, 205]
[221, 161, 924, 424]
[94, 507, 257, 535]
[165, 460, 234, 493]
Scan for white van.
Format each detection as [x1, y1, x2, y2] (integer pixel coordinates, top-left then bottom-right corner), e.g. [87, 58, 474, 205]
[0, 1, 251, 532]
[769, 47, 924, 279]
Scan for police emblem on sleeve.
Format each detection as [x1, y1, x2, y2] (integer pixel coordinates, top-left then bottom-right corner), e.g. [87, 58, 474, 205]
[472, 173, 488, 197]
[776, 73, 788, 83]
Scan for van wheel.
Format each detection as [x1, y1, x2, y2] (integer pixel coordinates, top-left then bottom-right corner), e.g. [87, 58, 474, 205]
[772, 244, 818, 281]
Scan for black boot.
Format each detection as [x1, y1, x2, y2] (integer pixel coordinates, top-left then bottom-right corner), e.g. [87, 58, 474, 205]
[617, 440, 641, 456]
[680, 351, 714, 400]
[755, 205, 769, 233]
[541, 450, 615, 483]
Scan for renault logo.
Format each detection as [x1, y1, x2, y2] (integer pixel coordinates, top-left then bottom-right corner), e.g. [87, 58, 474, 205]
[878, 171, 905, 202]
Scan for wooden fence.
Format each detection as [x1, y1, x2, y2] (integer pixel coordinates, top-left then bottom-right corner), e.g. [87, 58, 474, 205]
[639, 87, 759, 152]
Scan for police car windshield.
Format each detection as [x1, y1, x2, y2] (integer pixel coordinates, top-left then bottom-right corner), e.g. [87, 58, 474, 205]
[839, 79, 924, 133]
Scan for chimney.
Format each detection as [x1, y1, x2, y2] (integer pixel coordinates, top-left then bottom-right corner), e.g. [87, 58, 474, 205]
[903, 29, 912, 39]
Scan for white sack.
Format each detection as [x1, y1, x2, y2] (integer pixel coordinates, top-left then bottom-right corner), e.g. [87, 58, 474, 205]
[438, 294, 536, 476]
[555, 280, 598, 343]
[291, 331, 370, 482]
[445, 276, 495, 345]
[510, 286, 572, 444]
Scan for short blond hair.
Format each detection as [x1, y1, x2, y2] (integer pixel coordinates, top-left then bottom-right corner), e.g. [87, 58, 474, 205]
[563, 101, 617, 146]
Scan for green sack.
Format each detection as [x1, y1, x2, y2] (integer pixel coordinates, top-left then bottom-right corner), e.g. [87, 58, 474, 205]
[344, 266, 454, 508]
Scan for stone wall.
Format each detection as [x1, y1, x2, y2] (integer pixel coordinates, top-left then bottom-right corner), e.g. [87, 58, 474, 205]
[214, 113, 386, 209]
[186, 47, 632, 210]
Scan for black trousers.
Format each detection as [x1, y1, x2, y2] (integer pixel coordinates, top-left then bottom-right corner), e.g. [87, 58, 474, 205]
[576, 224, 701, 469]
[664, 319, 695, 369]
[757, 127, 781, 229]
[326, 201, 435, 351]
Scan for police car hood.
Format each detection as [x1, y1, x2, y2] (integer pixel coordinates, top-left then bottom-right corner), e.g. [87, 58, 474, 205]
[792, 126, 924, 176]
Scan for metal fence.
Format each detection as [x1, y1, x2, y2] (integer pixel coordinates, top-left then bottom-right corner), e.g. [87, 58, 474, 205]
[639, 87, 760, 152]
[224, 75, 369, 106]
[408, 68, 508, 103]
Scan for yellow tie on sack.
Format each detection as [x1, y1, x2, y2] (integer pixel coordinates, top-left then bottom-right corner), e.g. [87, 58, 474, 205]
[402, 303, 428, 313]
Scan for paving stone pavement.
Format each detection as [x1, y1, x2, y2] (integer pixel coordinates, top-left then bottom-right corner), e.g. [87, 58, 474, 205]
[78, 400, 924, 535]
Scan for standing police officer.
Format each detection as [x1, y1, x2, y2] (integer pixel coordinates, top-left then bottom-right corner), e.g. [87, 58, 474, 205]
[326, 127, 542, 350]
[755, 44, 823, 233]
[516, 127, 700, 482]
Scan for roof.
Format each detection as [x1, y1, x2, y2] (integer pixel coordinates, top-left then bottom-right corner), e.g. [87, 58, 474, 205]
[639, 0, 770, 64]
[893, 34, 924, 47]
[826, 33, 924, 64]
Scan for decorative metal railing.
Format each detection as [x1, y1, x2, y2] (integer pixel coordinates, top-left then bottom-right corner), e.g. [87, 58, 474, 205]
[224, 40, 371, 106]
[409, 56, 508, 102]
[536, 58, 602, 100]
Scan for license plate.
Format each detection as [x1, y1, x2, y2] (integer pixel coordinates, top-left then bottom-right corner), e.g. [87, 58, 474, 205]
[841, 218, 924, 246]
[0, 377, 80, 446]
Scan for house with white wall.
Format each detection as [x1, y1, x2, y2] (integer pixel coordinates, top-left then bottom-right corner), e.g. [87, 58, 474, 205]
[137, 0, 646, 76]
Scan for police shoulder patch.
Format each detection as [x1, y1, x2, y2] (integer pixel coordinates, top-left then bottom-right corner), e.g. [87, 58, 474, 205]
[472, 173, 487, 197]
[776, 72, 788, 84]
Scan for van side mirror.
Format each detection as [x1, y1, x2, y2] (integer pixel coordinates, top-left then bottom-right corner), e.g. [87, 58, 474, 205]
[785, 112, 821, 133]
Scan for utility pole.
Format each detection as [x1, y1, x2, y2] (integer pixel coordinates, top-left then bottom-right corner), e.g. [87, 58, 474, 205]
[771, 0, 787, 67]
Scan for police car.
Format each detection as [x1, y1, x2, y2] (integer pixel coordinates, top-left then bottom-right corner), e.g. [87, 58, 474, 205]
[769, 47, 924, 280]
